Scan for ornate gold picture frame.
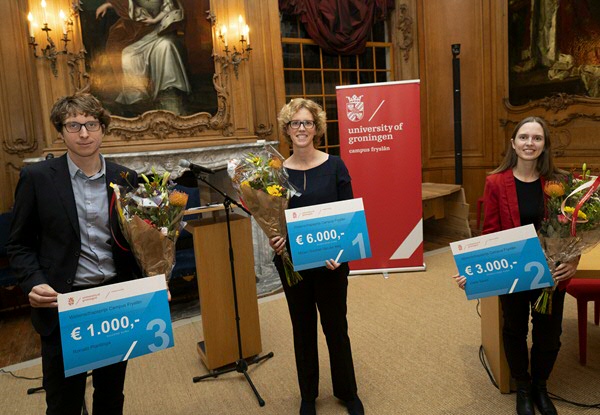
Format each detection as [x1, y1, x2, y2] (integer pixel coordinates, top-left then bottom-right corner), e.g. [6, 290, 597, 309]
[75, 0, 232, 140]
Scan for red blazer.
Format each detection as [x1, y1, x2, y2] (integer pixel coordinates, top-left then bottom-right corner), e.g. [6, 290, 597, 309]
[482, 169, 568, 290]
[482, 169, 546, 235]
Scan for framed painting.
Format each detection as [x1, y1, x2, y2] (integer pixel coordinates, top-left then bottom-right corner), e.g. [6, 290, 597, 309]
[508, 0, 600, 106]
[76, 0, 231, 138]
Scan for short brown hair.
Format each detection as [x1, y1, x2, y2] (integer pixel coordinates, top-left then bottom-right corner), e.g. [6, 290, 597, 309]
[49, 93, 111, 133]
[277, 98, 327, 146]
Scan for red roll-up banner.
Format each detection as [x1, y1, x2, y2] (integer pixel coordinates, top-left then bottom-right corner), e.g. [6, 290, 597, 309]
[337, 80, 424, 273]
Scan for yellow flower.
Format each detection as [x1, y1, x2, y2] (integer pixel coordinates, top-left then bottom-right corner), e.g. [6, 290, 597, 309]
[268, 158, 283, 169]
[266, 184, 283, 197]
[169, 190, 189, 207]
[544, 181, 565, 198]
[248, 155, 262, 166]
[161, 171, 170, 186]
[564, 206, 587, 220]
[241, 180, 250, 188]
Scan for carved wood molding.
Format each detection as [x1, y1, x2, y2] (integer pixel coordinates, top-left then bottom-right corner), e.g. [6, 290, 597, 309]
[2, 137, 39, 155]
[499, 113, 600, 157]
[500, 112, 600, 128]
[255, 123, 273, 140]
[503, 93, 600, 114]
[397, 3, 414, 62]
[107, 72, 233, 140]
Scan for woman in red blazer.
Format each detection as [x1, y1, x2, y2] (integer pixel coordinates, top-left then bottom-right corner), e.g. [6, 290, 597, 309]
[456, 117, 578, 415]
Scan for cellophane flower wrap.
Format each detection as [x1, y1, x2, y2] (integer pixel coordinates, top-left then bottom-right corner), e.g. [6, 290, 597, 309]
[111, 168, 188, 282]
[535, 164, 600, 314]
[227, 146, 302, 286]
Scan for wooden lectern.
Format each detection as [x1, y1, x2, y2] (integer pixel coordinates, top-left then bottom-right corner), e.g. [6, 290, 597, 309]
[186, 213, 262, 370]
[481, 296, 511, 393]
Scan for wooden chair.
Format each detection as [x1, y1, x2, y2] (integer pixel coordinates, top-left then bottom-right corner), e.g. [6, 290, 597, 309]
[566, 279, 600, 365]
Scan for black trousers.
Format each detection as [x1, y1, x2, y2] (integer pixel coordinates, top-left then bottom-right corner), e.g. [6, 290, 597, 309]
[500, 288, 566, 383]
[275, 256, 358, 402]
[41, 326, 128, 415]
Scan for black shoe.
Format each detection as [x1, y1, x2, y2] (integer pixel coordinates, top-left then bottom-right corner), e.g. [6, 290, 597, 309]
[345, 396, 365, 415]
[516, 384, 536, 415]
[532, 381, 557, 415]
[300, 399, 316, 415]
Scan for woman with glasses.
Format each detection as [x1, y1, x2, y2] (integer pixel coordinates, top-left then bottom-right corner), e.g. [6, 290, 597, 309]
[269, 98, 364, 415]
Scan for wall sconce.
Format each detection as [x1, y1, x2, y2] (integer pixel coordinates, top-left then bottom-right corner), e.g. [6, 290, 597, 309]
[210, 13, 252, 79]
[27, 1, 85, 78]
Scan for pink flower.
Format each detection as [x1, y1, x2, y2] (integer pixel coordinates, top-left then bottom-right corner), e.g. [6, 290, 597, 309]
[557, 214, 569, 224]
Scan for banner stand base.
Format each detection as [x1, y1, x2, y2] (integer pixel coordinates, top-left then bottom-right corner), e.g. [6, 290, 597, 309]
[349, 265, 426, 276]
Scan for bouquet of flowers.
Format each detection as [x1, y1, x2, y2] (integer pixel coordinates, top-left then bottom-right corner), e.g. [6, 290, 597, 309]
[535, 164, 600, 314]
[227, 145, 302, 286]
[111, 168, 189, 282]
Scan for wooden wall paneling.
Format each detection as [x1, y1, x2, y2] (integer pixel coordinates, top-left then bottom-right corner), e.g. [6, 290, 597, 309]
[211, 0, 255, 138]
[418, 0, 496, 214]
[26, 0, 76, 150]
[246, 0, 287, 155]
[492, 0, 510, 169]
[0, 0, 48, 211]
[391, 0, 419, 81]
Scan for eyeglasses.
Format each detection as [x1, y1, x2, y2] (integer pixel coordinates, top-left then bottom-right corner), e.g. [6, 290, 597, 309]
[63, 121, 102, 133]
[288, 120, 315, 130]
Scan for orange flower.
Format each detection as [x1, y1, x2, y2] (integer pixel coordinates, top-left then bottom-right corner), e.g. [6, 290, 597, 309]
[169, 190, 189, 207]
[268, 158, 283, 169]
[544, 181, 565, 198]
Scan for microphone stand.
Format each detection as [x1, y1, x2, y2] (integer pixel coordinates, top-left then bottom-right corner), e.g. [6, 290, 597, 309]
[190, 172, 274, 407]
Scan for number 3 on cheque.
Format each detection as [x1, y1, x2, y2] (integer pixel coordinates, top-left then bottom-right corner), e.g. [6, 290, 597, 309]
[58, 275, 174, 377]
[286, 198, 372, 271]
[450, 224, 553, 300]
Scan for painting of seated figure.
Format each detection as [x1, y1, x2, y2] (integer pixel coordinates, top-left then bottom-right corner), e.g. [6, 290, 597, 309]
[79, 0, 217, 118]
[508, 0, 600, 105]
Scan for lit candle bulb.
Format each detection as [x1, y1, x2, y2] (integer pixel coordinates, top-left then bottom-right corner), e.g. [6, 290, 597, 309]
[221, 24, 227, 47]
[41, 0, 47, 25]
[243, 24, 250, 46]
[27, 12, 35, 37]
[59, 10, 67, 34]
[238, 15, 243, 42]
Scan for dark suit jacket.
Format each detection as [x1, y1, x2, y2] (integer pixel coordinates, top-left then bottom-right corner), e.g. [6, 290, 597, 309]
[7, 154, 140, 336]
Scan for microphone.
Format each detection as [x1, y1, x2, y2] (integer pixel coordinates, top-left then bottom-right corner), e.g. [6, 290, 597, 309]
[178, 159, 215, 175]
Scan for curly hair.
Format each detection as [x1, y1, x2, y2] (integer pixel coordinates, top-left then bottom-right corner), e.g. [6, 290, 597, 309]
[50, 93, 111, 133]
[277, 98, 327, 146]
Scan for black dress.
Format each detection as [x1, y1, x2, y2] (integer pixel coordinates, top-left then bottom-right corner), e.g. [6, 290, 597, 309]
[274, 155, 359, 402]
[500, 177, 566, 383]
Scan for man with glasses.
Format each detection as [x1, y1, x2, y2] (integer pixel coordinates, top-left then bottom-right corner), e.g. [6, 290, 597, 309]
[7, 93, 140, 415]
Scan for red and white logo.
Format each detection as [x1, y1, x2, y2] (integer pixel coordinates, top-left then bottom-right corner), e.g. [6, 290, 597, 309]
[346, 95, 364, 122]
